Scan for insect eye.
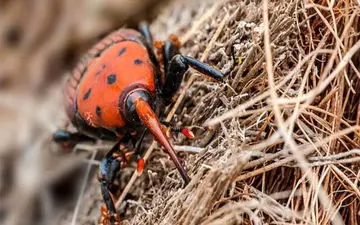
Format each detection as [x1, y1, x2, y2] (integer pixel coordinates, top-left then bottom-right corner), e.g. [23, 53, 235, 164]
[125, 98, 138, 123]
[124, 89, 152, 123]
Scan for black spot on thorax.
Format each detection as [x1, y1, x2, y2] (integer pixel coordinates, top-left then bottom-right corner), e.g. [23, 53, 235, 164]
[96, 106, 101, 117]
[83, 88, 92, 100]
[134, 59, 143, 65]
[107, 74, 116, 84]
[118, 47, 126, 56]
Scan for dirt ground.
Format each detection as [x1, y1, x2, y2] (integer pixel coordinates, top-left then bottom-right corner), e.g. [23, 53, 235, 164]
[1, 0, 360, 225]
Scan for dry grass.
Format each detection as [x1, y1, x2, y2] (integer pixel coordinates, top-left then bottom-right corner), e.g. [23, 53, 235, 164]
[1, 0, 360, 225]
[129, 0, 360, 224]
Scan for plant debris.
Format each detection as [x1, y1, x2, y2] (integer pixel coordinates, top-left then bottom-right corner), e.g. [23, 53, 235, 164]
[1, 0, 359, 225]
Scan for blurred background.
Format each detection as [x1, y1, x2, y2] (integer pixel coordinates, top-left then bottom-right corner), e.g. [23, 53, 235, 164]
[0, 0, 171, 224]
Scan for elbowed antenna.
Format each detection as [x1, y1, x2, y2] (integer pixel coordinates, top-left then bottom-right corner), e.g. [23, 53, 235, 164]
[133, 97, 191, 184]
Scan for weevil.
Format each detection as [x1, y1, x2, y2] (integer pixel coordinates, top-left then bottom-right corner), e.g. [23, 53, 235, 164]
[53, 23, 225, 224]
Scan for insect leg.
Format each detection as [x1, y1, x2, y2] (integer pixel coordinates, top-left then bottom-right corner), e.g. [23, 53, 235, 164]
[160, 40, 186, 102]
[98, 141, 126, 222]
[52, 129, 95, 147]
[138, 22, 164, 94]
[161, 121, 195, 139]
[131, 129, 148, 174]
[161, 35, 225, 101]
[179, 56, 225, 81]
[161, 44, 224, 103]
[138, 22, 153, 46]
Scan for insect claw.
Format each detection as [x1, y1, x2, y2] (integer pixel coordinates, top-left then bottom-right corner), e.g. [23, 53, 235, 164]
[99, 205, 121, 225]
[169, 34, 181, 48]
[136, 158, 145, 175]
[181, 128, 195, 139]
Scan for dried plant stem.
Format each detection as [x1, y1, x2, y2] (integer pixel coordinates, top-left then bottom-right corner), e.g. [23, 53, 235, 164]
[71, 149, 97, 225]
[236, 127, 360, 181]
[204, 49, 334, 126]
[262, 1, 343, 223]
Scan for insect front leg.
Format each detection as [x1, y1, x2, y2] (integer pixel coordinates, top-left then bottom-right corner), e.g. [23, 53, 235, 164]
[138, 22, 163, 93]
[160, 36, 225, 102]
[160, 38, 186, 103]
[52, 129, 95, 148]
[138, 21, 154, 46]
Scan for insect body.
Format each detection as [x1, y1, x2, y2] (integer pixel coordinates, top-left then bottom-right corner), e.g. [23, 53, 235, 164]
[53, 23, 224, 224]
